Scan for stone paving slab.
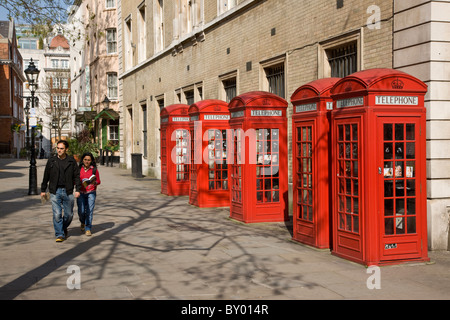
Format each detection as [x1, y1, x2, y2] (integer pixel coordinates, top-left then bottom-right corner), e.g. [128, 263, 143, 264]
[1, 159, 450, 307]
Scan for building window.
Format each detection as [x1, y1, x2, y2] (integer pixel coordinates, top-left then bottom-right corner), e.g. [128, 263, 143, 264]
[51, 59, 59, 68]
[185, 90, 194, 105]
[18, 39, 37, 50]
[318, 31, 361, 78]
[327, 42, 357, 78]
[106, 0, 115, 9]
[137, 4, 146, 63]
[223, 78, 236, 102]
[52, 77, 61, 89]
[62, 78, 69, 89]
[60, 60, 69, 69]
[174, 0, 202, 38]
[124, 17, 132, 70]
[218, 0, 236, 15]
[109, 119, 119, 141]
[157, 97, 164, 111]
[153, 0, 164, 52]
[154, 0, 164, 52]
[52, 95, 69, 108]
[61, 95, 69, 108]
[264, 63, 285, 99]
[107, 73, 118, 99]
[197, 85, 203, 100]
[106, 28, 117, 54]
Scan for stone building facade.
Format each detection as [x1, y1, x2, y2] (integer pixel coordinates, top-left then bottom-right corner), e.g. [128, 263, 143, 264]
[393, 1, 450, 250]
[69, 0, 119, 155]
[119, 0, 393, 174]
[118, 0, 450, 250]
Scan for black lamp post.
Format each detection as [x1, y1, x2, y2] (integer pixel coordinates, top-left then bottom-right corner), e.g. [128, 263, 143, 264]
[24, 58, 40, 195]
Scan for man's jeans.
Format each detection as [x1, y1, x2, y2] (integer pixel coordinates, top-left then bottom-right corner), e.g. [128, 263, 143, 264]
[51, 188, 74, 238]
[77, 191, 96, 231]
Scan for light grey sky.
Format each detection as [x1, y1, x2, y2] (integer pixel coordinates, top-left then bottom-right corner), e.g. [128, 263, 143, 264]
[0, 6, 10, 20]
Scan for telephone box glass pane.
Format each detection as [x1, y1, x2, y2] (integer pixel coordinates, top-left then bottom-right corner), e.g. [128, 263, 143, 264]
[256, 128, 280, 204]
[175, 129, 189, 181]
[336, 123, 359, 233]
[383, 122, 417, 235]
[161, 130, 167, 189]
[406, 124, 415, 140]
[296, 125, 313, 221]
[231, 128, 242, 202]
[207, 129, 228, 190]
[190, 129, 197, 191]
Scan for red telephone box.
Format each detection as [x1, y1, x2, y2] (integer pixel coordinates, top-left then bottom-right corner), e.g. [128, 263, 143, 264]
[228, 91, 288, 223]
[291, 78, 340, 249]
[188, 99, 230, 207]
[160, 104, 190, 196]
[330, 68, 429, 266]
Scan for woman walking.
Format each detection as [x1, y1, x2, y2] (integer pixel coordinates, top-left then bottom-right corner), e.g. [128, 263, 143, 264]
[77, 152, 101, 236]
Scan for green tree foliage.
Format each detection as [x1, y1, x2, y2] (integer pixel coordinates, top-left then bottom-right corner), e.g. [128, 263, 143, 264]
[0, 0, 73, 33]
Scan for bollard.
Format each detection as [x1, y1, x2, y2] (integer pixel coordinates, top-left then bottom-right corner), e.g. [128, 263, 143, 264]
[99, 149, 104, 165]
[131, 153, 143, 178]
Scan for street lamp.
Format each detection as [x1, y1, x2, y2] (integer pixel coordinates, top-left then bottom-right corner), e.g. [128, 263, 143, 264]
[102, 95, 110, 109]
[24, 58, 40, 195]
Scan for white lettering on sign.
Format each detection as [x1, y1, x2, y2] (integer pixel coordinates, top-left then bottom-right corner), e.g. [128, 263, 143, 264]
[326, 102, 333, 110]
[295, 103, 317, 113]
[204, 114, 230, 120]
[172, 117, 190, 122]
[385, 243, 397, 249]
[231, 111, 244, 118]
[375, 95, 418, 105]
[336, 97, 364, 108]
[250, 110, 282, 117]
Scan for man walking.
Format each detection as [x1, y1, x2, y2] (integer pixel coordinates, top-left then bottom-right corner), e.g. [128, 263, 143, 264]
[41, 140, 81, 242]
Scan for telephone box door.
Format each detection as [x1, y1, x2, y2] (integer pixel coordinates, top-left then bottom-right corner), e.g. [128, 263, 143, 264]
[377, 117, 426, 261]
[333, 117, 363, 263]
[293, 120, 315, 245]
[161, 129, 168, 194]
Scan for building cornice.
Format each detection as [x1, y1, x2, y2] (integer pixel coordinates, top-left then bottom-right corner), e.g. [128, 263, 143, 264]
[0, 59, 27, 82]
[119, 0, 261, 80]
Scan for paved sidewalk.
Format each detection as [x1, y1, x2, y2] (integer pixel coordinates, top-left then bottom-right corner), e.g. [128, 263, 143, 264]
[1, 158, 450, 302]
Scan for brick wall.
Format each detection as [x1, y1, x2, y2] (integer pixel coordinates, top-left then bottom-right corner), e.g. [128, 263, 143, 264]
[120, 0, 394, 177]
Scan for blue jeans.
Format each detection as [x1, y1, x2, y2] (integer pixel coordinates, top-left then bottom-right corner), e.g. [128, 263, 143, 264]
[77, 191, 96, 231]
[51, 188, 74, 238]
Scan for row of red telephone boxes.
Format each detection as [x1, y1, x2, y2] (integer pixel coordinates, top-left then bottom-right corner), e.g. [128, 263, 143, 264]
[160, 68, 429, 266]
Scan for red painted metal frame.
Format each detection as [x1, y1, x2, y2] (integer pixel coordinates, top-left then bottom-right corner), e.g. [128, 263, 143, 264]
[228, 91, 289, 223]
[330, 68, 429, 266]
[188, 99, 230, 208]
[291, 78, 340, 249]
[160, 104, 190, 196]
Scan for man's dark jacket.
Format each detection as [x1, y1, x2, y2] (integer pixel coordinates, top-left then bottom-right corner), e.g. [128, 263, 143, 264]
[41, 155, 81, 195]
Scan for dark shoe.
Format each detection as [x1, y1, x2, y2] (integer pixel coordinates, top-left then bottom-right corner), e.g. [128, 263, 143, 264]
[81, 223, 85, 233]
[56, 236, 65, 242]
[64, 229, 68, 239]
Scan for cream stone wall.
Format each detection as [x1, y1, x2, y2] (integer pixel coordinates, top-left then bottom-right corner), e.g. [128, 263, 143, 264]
[394, 0, 450, 250]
